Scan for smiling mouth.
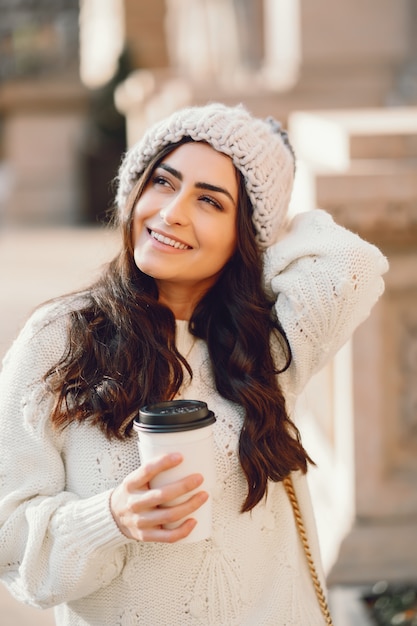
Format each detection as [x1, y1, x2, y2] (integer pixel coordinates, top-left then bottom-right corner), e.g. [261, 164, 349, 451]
[148, 229, 192, 250]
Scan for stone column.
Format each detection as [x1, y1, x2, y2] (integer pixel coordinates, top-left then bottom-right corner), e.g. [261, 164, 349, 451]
[0, 78, 88, 225]
[123, 0, 169, 69]
[114, 69, 193, 147]
[289, 107, 417, 584]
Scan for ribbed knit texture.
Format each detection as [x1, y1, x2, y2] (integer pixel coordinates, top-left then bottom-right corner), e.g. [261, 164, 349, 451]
[0, 210, 388, 625]
[116, 102, 295, 248]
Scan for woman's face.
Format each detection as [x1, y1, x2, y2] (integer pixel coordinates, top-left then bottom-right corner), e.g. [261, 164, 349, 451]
[132, 141, 238, 305]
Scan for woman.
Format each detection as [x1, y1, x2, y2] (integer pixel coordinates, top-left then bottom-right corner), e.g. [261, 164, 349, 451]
[0, 103, 388, 625]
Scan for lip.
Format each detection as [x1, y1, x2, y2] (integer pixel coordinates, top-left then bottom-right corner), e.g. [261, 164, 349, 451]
[147, 228, 193, 250]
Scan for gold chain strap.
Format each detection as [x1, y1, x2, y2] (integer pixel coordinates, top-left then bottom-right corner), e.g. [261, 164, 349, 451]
[283, 476, 334, 626]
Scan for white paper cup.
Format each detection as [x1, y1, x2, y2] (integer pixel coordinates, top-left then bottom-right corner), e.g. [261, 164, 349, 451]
[133, 400, 216, 543]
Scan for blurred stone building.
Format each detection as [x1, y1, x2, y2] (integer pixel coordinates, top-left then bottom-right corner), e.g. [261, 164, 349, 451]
[90, 0, 417, 592]
[0, 1, 417, 622]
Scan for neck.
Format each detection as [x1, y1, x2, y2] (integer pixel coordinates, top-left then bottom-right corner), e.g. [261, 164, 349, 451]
[156, 282, 205, 320]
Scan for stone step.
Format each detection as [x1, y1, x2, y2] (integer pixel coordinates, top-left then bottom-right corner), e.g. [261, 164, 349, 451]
[291, 157, 417, 247]
[315, 158, 417, 206]
[289, 107, 417, 169]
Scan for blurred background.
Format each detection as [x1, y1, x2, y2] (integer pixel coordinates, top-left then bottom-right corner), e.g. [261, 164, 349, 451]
[0, 1, 416, 624]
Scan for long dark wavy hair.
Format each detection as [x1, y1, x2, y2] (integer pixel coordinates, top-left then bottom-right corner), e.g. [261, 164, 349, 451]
[45, 138, 312, 512]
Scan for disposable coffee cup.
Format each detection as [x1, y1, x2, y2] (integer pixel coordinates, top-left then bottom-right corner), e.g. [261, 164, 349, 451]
[133, 400, 216, 543]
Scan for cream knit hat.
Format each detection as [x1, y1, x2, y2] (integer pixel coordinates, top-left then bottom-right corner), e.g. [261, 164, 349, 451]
[116, 102, 295, 248]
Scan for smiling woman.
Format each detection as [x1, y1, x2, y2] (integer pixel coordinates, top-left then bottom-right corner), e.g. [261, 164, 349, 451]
[0, 102, 388, 626]
[132, 142, 238, 318]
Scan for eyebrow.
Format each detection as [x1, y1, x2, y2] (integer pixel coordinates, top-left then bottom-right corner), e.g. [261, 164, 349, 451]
[159, 162, 236, 205]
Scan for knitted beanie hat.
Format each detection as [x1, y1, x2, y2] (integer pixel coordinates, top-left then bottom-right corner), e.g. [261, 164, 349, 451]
[116, 102, 295, 248]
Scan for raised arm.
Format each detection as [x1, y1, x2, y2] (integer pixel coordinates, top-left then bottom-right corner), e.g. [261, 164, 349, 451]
[263, 209, 388, 394]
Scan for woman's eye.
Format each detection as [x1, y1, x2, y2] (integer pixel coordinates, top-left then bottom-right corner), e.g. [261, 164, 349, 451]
[152, 175, 170, 187]
[200, 195, 223, 211]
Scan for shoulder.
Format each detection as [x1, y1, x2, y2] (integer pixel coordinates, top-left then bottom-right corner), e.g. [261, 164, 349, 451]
[1, 292, 91, 378]
[23, 292, 90, 338]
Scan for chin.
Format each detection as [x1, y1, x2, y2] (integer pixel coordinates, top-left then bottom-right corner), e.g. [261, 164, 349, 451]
[134, 261, 168, 281]
[133, 254, 154, 276]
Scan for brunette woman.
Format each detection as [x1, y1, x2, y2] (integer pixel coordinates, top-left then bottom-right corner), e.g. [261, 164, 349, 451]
[0, 103, 388, 625]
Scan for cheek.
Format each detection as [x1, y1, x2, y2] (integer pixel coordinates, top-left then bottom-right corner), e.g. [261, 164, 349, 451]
[131, 204, 148, 241]
[218, 223, 237, 258]
[201, 231, 236, 274]
[131, 217, 140, 246]
[132, 192, 153, 220]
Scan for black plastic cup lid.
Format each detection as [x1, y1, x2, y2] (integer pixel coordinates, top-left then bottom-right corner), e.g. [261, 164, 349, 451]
[134, 400, 216, 433]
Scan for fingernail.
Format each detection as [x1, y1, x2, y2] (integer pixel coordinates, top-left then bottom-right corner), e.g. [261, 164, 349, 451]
[169, 453, 182, 462]
[193, 474, 204, 486]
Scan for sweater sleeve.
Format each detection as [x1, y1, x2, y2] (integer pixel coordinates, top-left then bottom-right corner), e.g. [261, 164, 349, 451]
[0, 303, 130, 609]
[263, 209, 388, 396]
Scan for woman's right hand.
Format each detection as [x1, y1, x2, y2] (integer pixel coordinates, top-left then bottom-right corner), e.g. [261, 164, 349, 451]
[109, 453, 208, 543]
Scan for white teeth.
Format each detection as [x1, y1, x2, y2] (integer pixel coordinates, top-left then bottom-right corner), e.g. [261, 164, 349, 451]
[150, 230, 189, 250]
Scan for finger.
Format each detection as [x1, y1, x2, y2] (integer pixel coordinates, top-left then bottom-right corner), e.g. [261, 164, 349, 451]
[138, 517, 198, 544]
[126, 453, 183, 490]
[134, 490, 209, 529]
[137, 472, 205, 509]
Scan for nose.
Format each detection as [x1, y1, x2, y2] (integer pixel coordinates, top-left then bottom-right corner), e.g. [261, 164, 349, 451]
[159, 192, 190, 226]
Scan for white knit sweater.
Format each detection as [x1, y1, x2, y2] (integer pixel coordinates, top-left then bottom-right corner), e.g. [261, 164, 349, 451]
[0, 210, 387, 625]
